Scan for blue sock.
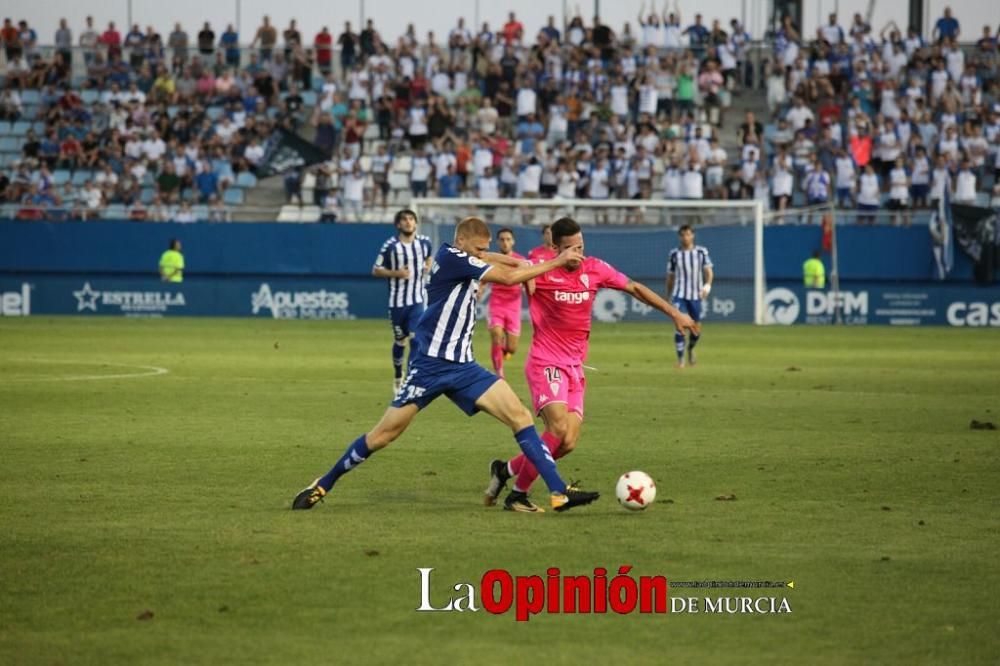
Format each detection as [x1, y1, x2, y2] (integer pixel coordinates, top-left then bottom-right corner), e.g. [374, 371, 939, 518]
[317, 435, 373, 491]
[674, 331, 686, 360]
[392, 341, 405, 379]
[514, 426, 566, 494]
[688, 332, 701, 351]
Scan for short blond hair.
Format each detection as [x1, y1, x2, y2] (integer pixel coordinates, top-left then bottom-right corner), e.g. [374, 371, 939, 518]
[455, 216, 491, 241]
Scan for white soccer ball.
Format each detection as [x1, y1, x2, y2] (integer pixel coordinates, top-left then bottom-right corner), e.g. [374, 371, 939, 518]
[616, 471, 656, 511]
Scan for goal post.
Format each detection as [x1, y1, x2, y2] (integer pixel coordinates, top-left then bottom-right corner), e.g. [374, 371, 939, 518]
[410, 198, 767, 325]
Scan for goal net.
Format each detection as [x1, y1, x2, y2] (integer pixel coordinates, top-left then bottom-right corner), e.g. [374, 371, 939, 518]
[411, 198, 766, 325]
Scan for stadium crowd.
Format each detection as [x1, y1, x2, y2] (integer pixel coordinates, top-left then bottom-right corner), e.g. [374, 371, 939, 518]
[0, 7, 998, 223]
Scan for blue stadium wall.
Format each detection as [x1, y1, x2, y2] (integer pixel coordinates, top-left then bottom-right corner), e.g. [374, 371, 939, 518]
[1, 220, 998, 326]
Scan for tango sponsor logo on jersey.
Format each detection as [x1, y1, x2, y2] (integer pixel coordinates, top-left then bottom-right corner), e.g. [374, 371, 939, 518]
[415, 567, 794, 621]
[73, 281, 185, 315]
[0, 283, 31, 316]
[554, 290, 591, 304]
[251, 283, 353, 319]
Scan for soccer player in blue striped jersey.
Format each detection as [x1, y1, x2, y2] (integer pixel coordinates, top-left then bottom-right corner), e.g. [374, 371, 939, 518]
[667, 225, 714, 368]
[292, 217, 600, 513]
[373, 209, 433, 392]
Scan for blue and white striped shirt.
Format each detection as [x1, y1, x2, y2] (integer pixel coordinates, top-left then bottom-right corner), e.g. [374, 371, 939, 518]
[668, 245, 713, 300]
[414, 244, 493, 363]
[374, 234, 433, 308]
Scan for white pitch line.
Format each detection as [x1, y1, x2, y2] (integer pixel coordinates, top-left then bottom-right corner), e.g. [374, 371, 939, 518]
[4, 359, 170, 382]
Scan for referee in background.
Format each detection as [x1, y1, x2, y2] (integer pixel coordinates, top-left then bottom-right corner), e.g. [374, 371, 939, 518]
[666, 225, 713, 368]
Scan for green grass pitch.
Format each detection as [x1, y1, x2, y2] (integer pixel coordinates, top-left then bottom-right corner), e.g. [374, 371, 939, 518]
[1, 317, 998, 665]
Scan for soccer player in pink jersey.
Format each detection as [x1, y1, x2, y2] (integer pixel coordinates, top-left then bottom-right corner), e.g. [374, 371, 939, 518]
[484, 216, 699, 512]
[527, 223, 557, 263]
[483, 228, 528, 379]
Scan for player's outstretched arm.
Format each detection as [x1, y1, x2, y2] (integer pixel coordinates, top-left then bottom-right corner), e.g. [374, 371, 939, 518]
[482, 247, 581, 286]
[372, 266, 409, 279]
[481, 252, 523, 268]
[624, 280, 699, 334]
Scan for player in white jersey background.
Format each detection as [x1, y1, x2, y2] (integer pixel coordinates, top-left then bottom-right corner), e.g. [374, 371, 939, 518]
[667, 225, 713, 368]
[373, 209, 433, 392]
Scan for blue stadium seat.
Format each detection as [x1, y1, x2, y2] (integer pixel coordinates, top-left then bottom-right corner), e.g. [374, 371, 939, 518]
[0, 123, 10, 137]
[52, 169, 71, 185]
[80, 90, 99, 105]
[0, 203, 18, 219]
[31, 122, 46, 135]
[21, 90, 41, 105]
[167, 106, 180, 118]
[10, 121, 31, 136]
[301, 91, 317, 107]
[0, 137, 20, 153]
[72, 171, 93, 185]
[192, 205, 209, 219]
[235, 172, 257, 188]
[104, 204, 128, 220]
[206, 107, 224, 120]
[312, 76, 324, 90]
[223, 188, 244, 205]
[140, 188, 155, 204]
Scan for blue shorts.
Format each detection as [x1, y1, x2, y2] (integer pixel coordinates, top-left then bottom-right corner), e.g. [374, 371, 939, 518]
[391, 353, 501, 416]
[389, 304, 425, 341]
[910, 184, 929, 199]
[673, 297, 704, 322]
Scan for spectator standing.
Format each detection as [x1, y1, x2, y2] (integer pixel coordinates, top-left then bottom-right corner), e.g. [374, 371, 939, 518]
[79, 16, 99, 66]
[933, 7, 960, 42]
[54, 18, 73, 67]
[338, 22, 358, 78]
[169, 23, 189, 62]
[410, 148, 432, 197]
[856, 164, 881, 225]
[197, 22, 215, 56]
[315, 27, 333, 74]
[252, 16, 277, 61]
[283, 20, 301, 60]
[220, 24, 240, 67]
[341, 163, 366, 219]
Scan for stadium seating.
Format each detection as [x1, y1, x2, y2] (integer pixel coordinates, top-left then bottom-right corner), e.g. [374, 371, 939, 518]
[0, 11, 996, 224]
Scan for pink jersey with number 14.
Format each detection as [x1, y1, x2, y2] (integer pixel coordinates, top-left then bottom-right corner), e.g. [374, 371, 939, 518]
[527, 256, 630, 366]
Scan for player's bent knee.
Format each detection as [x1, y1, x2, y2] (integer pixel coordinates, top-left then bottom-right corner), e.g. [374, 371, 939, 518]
[509, 405, 534, 432]
[547, 417, 570, 441]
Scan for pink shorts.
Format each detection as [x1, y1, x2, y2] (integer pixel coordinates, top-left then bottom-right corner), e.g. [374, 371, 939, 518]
[488, 303, 522, 336]
[524, 357, 586, 419]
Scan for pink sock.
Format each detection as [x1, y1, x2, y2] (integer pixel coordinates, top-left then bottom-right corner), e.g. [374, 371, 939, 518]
[491, 344, 504, 375]
[513, 432, 564, 492]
